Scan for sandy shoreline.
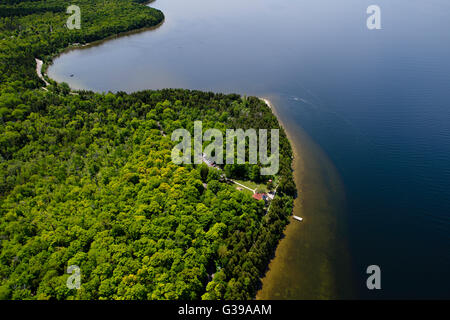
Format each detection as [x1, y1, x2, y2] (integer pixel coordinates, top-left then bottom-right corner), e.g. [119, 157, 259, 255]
[256, 97, 354, 299]
[35, 58, 49, 87]
[256, 96, 306, 298]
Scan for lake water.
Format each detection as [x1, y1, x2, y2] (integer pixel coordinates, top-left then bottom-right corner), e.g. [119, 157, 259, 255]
[48, 0, 450, 298]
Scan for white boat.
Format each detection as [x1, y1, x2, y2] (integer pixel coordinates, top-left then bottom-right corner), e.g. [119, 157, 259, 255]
[293, 215, 303, 222]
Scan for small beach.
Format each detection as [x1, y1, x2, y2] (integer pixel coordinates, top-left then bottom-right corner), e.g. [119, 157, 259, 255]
[35, 58, 49, 86]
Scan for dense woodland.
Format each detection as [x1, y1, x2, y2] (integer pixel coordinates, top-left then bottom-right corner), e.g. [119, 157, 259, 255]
[0, 1, 296, 299]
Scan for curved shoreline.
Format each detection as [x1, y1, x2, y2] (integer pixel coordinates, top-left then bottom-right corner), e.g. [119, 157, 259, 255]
[43, 18, 165, 80]
[44, 2, 352, 299]
[41, 2, 165, 79]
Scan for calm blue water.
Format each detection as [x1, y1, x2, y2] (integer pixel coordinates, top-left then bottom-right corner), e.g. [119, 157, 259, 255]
[49, 0, 450, 298]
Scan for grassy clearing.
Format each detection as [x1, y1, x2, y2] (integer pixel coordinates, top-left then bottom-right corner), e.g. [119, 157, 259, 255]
[234, 180, 268, 193]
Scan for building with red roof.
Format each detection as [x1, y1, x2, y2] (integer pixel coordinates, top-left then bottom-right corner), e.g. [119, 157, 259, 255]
[252, 193, 267, 201]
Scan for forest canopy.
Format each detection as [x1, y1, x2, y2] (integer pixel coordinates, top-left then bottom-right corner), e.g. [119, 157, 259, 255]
[0, 1, 296, 300]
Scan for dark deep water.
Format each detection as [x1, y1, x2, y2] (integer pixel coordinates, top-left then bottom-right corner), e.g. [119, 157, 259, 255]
[49, 0, 450, 298]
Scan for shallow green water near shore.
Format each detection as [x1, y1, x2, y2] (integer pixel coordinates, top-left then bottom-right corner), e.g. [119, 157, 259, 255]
[256, 100, 355, 299]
